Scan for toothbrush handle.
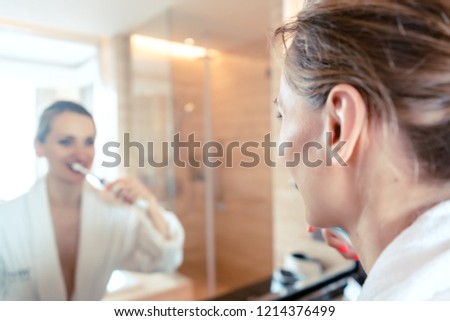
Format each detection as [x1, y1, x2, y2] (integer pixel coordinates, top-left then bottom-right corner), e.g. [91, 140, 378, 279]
[330, 227, 352, 245]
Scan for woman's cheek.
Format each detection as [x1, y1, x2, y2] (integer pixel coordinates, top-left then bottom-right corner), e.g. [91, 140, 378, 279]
[278, 127, 300, 164]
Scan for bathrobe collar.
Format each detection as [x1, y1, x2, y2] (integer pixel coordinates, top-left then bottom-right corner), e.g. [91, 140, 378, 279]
[359, 200, 450, 300]
[26, 177, 97, 300]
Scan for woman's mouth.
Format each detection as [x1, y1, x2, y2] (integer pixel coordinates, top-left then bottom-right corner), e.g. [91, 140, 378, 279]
[67, 162, 88, 173]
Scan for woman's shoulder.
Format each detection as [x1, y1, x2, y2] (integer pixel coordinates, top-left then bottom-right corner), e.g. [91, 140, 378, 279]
[0, 191, 30, 210]
[0, 178, 45, 208]
[0, 194, 30, 229]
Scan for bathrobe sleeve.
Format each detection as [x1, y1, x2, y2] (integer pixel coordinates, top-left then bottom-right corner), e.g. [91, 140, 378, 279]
[116, 206, 185, 273]
[79, 183, 184, 276]
[0, 195, 38, 300]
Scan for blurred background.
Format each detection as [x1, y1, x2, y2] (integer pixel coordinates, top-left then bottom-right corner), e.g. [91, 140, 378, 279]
[0, 0, 351, 300]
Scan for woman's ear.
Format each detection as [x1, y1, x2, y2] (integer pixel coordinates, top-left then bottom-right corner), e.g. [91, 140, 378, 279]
[324, 84, 367, 164]
[34, 139, 44, 157]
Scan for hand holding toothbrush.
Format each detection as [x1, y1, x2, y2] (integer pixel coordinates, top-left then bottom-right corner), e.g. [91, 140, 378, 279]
[107, 179, 170, 238]
[105, 178, 155, 208]
[71, 163, 170, 239]
[308, 225, 359, 261]
[71, 163, 150, 209]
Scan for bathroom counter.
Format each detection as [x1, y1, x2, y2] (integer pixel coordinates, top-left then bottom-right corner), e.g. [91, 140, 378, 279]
[102, 271, 194, 301]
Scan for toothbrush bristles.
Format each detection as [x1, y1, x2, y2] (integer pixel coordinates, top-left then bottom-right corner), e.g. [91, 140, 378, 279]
[71, 163, 90, 175]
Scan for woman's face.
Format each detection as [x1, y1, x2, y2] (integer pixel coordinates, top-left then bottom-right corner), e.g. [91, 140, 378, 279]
[276, 74, 337, 226]
[36, 111, 96, 184]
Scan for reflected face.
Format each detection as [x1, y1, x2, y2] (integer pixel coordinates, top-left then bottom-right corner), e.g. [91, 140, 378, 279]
[36, 112, 96, 184]
[276, 74, 329, 225]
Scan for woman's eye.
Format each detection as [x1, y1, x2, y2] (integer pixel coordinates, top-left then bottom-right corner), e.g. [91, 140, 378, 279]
[59, 139, 73, 146]
[276, 112, 283, 119]
[85, 138, 95, 147]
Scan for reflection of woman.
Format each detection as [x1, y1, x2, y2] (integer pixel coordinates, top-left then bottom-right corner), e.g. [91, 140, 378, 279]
[0, 101, 184, 300]
[273, 0, 450, 299]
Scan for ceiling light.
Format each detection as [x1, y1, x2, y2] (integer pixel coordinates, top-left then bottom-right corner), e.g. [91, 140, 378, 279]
[131, 34, 207, 59]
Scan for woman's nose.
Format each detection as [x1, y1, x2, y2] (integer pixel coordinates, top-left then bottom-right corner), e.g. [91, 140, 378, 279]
[73, 144, 93, 159]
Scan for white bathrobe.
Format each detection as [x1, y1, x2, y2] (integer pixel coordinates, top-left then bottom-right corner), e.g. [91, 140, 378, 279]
[0, 177, 184, 301]
[359, 200, 450, 300]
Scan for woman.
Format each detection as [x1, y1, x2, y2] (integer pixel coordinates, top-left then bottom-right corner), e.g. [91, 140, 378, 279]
[0, 101, 184, 300]
[273, 0, 450, 299]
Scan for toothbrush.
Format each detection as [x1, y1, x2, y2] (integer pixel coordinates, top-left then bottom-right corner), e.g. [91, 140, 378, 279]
[70, 163, 149, 210]
[71, 163, 106, 185]
[330, 227, 352, 246]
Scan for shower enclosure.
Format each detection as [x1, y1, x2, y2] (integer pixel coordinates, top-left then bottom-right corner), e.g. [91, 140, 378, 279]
[123, 8, 274, 299]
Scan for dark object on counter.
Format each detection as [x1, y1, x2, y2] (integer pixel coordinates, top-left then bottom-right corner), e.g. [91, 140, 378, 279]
[211, 262, 365, 301]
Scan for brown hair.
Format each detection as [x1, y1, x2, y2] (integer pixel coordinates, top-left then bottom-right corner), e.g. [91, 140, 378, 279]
[273, 0, 450, 181]
[36, 101, 94, 143]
